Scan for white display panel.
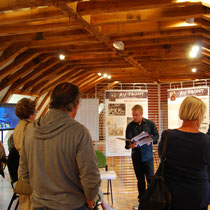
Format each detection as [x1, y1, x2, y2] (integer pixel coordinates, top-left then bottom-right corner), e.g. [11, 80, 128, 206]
[105, 90, 148, 156]
[75, 98, 99, 141]
[168, 87, 209, 133]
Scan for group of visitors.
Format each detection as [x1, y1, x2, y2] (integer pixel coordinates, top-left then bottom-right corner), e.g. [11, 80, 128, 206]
[126, 96, 210, 210]
[0, 82, 209, 210]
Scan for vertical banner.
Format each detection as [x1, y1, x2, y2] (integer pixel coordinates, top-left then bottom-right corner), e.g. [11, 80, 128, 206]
[168, 87, 209, 133]
[75, 98, 99, 141]
[105, 90, 148, 156]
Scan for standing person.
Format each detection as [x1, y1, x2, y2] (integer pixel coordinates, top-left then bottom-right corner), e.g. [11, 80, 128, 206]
[0, 141, 7, 178]
[125, 104, 159, 210]
[159, 96, 210, 210]
[13, 98, 37, 210]
[19, 82, 101, 210]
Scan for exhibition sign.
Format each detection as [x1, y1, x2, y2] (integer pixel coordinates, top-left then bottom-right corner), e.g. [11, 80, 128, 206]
[168, 87, 209, 133]
[105, 90, 148, 156]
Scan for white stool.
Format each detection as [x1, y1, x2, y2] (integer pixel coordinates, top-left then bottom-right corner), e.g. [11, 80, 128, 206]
[100, 171, 117, 205]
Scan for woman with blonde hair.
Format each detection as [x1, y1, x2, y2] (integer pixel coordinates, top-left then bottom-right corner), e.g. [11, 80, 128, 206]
[159, 96, 210, 210]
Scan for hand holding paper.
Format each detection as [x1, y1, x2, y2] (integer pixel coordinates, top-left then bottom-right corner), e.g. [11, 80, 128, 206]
[117, 131, 153, 147]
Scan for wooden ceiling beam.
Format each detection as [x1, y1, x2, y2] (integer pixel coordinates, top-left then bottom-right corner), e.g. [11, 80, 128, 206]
[123, 36, 202, 48]
[0, 29, 89, 44]
[66, 53, 117, 60]
[31, 65, 76, 93]
[20, 58, 59, 92]
[75, 73, 96, 86]
[0, 42, 27, 67]
[58, 3, 157, 82]
[111, 28, 203, 41]
[140, 59, 200, 68]
[79, 64, 132, 71]
[79, 75, 100, 89]
[0, 54, 50, 92]
[90, 5, 205, 26]
[0, 50, 39, 80]
[22, 62, 67, 92]
[39, 69, 84, 95]
[81, 77, 104, 93]
[37, 91, 52, 112]
[100, 19, 200, 35]
[0, 6, 64, 25]
[35, 67, 79, 92]
[0, 0, 79, 12]
[0, 19, 80, 36]
[29, 36, 99, 48]
[77, 1, 201, 16]
[9, 58, 58, 92]
[67, 58, 126, 65]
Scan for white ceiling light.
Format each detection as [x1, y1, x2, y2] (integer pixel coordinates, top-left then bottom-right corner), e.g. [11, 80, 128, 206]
[189, 45, 200, 58]
[192, 68, 197, 72]
[113, 41, 125, 51]
[98, 72, 102, 76]
[103, 73, 108, 78]
[108, 75, 111, 79]
[59, 54, 65, 60]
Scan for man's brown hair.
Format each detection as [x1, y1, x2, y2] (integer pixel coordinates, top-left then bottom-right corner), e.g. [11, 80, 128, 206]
[49, 82, 81, 112]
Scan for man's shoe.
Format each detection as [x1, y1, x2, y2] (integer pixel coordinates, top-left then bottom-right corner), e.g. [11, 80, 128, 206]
[132, 204, 138, 210]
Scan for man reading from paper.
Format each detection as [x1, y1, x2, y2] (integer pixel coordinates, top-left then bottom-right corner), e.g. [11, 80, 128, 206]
[125, 104, 159, 210]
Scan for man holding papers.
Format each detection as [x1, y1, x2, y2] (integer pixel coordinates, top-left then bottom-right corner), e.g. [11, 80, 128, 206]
[125, 104, 159, 210]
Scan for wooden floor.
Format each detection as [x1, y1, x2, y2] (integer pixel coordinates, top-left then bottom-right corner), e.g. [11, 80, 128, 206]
[0, 169, 209, 210]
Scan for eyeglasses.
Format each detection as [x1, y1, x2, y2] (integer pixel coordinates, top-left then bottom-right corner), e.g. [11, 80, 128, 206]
[132, 113, 142, 117]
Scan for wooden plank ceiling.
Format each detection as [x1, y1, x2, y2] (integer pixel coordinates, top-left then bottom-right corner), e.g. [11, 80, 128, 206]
[0, 0, 209, 102]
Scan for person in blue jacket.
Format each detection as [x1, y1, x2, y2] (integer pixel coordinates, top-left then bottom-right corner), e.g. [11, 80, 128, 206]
[159, 96, 210, 210]
[125, 104, 159, 209]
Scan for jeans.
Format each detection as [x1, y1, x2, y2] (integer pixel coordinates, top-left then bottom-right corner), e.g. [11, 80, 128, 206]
[34, 204, 88, 210]
[132, 150, 154, 200]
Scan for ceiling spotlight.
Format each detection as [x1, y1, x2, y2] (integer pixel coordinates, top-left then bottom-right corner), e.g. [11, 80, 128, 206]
[98, 72, 102, 76]
[192, 68, 197, 73]
[103, 73, 108, 78]
[189, 45, 200, 58]
[108, 75, 111, 79]
[113, 41, 125, 51]
[192, 45, 200, 52]
[59, 54, 65, 60]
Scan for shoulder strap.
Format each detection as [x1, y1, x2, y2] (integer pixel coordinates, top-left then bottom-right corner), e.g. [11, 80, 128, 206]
[161, 129, 170, 161]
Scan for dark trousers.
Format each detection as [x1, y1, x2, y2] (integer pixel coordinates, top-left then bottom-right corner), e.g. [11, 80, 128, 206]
[132, 151, 154, 200]
[34, 204, 88, 210]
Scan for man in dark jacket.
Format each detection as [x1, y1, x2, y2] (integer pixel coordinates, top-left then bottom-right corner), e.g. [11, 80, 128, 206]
[125, 104, 159, 209]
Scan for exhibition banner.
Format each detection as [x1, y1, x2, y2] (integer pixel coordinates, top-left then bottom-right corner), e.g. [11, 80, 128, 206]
[168, 87, 209, 133]
[105, 90, 148, 156]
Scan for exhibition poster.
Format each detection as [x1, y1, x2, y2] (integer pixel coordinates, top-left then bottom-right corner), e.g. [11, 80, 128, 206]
[105, 90, 148, 156]
[168, 87, 209, 133]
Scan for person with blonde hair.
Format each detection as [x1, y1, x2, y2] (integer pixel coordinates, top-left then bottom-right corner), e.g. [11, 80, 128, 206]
[159, 96, 210, 210]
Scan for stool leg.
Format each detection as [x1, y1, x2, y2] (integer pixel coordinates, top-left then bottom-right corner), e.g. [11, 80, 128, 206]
[7, 193, 16, 210]
[14, 199, 19, 210]
[107, 179, 110, 194]
[109, 180, 113, 205]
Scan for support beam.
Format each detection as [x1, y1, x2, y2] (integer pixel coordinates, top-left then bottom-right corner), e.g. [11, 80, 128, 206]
[58, 3, 157, 81]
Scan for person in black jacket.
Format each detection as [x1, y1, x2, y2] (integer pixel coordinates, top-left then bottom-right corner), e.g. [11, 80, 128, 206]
[125, 104, 159, 209]
[159, 96, 210, 210]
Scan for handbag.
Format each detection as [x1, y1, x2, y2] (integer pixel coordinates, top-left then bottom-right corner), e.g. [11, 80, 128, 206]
[139, 129, 171, 210]
[14, 179, 33, 195]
